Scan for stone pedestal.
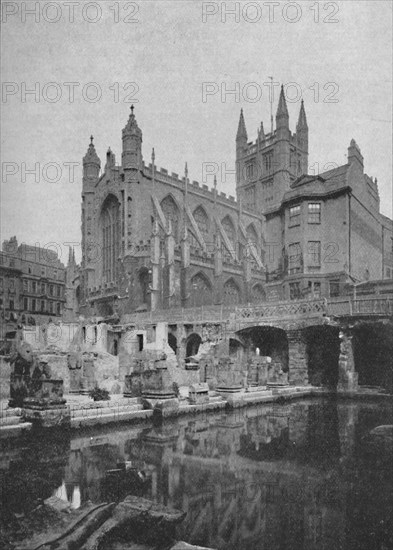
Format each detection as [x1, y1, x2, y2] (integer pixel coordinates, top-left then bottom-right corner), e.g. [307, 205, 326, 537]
[247, 356, 270, 386]
[21, 379, 70, 427]
[189, 383, 209, 404]
[337, 332, 358, 391]
[216, 356, 244, 394]
[267, 361, 289, 387]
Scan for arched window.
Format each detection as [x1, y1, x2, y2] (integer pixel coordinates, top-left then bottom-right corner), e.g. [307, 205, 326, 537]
[221, 216, 236, 260]
[246, 224, 258, 248]
[193, 206, 209, 239]
[161, 195, 180, 241]
[223, 278, 241, 305]
[251, 284, 266, 303]
[190, 272, 213, 307]
[101, 195, 120, 283]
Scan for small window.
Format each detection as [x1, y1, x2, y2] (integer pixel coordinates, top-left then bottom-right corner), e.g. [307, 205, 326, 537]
[49, 284, 54, 296]
[49, 301, 53, 314]
[41, 300, 45, 312]
[57, 285, 61, 297]
[9, 279, 15, 291]
[41, 266, 46, 277]
[0, 278, 3, 290]
[56, 302, 61, 315]
[32, 281, 37, 293]
[308, 203, 321, 224]
[32, 299, 36, 312]
[23, 280, 28, 291]
[41, 282, 46, 294]
[28, 265, 32, 274]
[137, 334, 144, 352]
[24, 297, 28, 310]
[53, 269, 58, 280]
[289, 205, 301, 227]
[9, 300, 14, 311]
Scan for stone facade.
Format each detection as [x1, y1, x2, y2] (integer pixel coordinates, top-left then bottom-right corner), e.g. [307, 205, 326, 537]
[0, 238, 67, 340]
[77, 88, 392, 318]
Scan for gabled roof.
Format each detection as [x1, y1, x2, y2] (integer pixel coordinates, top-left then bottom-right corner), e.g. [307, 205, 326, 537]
[283, 164, 350, 205]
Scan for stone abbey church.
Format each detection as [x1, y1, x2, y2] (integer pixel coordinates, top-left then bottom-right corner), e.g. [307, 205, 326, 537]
[79, 87, 393, 318]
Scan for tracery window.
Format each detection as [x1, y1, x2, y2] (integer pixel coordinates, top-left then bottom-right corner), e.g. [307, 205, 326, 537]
[161, 195, 179, 241]
[193, 206, 209, 239]
[190, 273, 212, 306]
[223, 278, 240, 305]
[221, 216, 236, 260]
[251, 284, 266, 303]
[101, 195, 120, 283]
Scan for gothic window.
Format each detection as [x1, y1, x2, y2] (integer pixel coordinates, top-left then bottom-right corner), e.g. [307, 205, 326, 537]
[101, 195, 120, 283]
[246, 224, 258, 248]
[263, 151, 274, 173]
[193, 206, 209, 239]
[190, 273, 212, 307]
[251, 284, 266, 303]
[244, 186, 255, 211]
[221, 215, 236, 260]
[223, 278, 241, 305]
[161, 195, 180, 241]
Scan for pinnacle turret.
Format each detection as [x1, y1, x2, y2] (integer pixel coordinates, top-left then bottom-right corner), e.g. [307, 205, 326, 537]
[236, 108, 248, 141]
[297, 99, 308, 130]
[276, 85, 289, 122]
[83, 135, 100, 182]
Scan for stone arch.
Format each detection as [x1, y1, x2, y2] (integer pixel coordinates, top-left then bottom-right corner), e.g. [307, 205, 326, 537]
[160, 194, 180, 241]
[193, 205, 210, 237]
[229, 337, 245, 362]
[168, 333, 177, 354]
[352, 322, 393, 390]
[190, 272, 213, 307]
[186, 333, 202, 358]
[100, 194, 120, 283]
[223, 278, 241, 305]
[251, 283, 266, 303]
[236, 325, 289, 373]
[304, 325, 340, 388]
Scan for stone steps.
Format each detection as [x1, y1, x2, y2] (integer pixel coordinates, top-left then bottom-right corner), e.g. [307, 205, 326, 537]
[70, 408, 153, 427]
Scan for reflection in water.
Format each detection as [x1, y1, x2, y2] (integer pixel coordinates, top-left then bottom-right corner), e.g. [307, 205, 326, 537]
[1, 399, 392, 550]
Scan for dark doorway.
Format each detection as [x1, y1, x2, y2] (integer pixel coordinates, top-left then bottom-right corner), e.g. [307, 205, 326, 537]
[186, 333, 202, 357]
[305, 326, 340, 388]
[168, 333, 177, 354]
[352, 322, 393, 391]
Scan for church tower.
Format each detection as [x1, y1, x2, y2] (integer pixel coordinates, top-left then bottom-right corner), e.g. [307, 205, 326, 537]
[122, 105, 143, 174]
[235, 85, 310, 214]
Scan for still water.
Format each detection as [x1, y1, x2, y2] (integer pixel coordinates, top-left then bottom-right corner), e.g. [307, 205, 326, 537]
[1, 398, 392, 550]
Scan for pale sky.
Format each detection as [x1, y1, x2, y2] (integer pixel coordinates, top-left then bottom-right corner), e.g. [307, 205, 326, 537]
[1, 0, 392, 264]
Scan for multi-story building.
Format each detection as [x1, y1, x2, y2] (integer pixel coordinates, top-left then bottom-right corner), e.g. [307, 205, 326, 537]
[0, 237, 67, 336]
[74, 86, 391, 316]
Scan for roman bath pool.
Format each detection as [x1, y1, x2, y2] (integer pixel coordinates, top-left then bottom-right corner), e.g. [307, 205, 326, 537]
[1, 397, 392, 549]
